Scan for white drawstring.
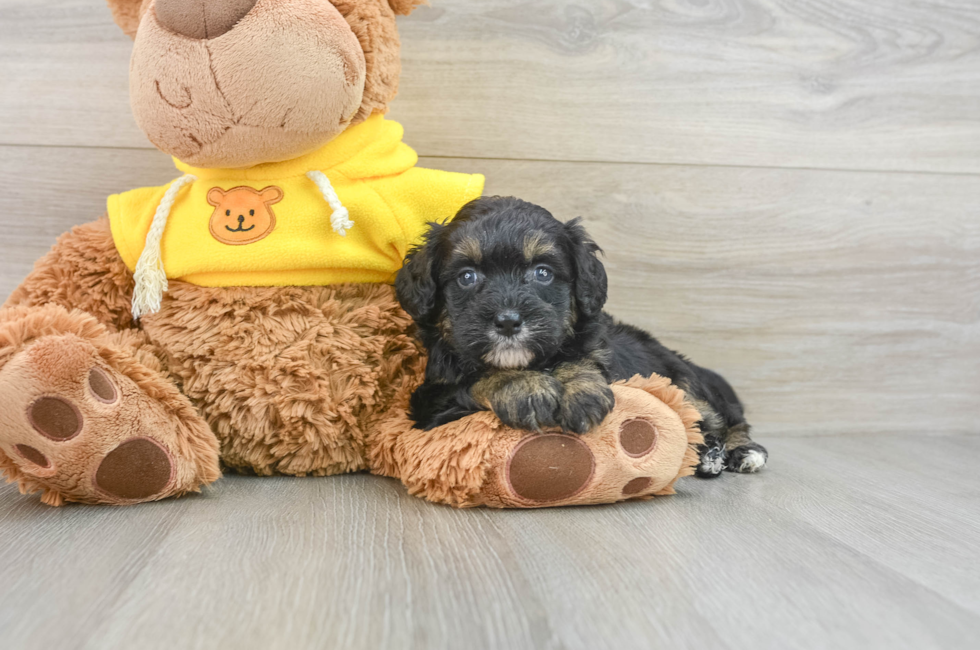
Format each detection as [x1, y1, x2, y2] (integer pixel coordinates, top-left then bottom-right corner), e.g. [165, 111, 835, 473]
[131, 174, 196, 320]
[307, 170, 354, 237]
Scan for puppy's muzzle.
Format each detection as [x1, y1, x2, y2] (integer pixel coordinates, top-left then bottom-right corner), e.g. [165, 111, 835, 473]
[494, 310, 523, 337]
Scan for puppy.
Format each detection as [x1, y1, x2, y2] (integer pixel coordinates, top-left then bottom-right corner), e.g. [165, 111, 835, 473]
[395, 196, 767, 476]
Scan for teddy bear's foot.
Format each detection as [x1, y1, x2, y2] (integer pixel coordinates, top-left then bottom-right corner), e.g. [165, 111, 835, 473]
[370, 374, 703, 508]
[0, 308, 220, 505]
[478, 380, 702, 507]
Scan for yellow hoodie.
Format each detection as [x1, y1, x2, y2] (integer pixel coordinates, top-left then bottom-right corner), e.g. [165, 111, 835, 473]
[107, 115, 484, 293]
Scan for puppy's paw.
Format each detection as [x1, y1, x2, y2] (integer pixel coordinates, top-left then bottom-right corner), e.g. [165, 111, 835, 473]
[695, 434, 726, 478]
[487, 373, 563, 431]
[726, 442, 768, 473]
[558, 382, 615, 434]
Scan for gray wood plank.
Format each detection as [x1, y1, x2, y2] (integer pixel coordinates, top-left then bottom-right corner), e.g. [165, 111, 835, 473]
[2, 0, 980, 173]
[1, 145, 977, 438]
[749, 435, 980, 615]
[393, 0, 980, 173]
[0, 436, 978, 650]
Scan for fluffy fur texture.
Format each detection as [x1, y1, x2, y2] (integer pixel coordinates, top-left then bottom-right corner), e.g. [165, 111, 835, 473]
[397, 196, 768, 473]
[331, 0, 425, 121]
[6, 218, 136, 331]
[139, 282, 426, 476]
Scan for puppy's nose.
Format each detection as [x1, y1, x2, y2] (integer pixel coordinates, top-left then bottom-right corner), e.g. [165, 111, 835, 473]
[494, 311, 523, 337]
[155, 0, 258, 40]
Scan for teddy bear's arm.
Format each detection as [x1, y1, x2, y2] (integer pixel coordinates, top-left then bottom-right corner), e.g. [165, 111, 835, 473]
[369, 374, 704, 508]
[4, 217, 136, 332]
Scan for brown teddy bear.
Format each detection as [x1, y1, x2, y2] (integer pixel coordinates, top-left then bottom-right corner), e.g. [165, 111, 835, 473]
[0, 0, 701, 508]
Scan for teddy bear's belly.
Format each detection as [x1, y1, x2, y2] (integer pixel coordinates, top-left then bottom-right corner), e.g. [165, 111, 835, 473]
[139, 282, 426, 476]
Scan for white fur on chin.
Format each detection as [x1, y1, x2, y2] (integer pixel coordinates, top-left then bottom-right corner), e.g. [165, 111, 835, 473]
[484, 346, 534, 369]
[483, 332, 534, 369]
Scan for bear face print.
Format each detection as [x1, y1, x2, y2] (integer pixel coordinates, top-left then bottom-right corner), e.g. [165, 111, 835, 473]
[207, 186, 284, 245]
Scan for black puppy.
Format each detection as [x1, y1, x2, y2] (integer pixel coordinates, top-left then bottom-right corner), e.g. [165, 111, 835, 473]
[395, 196, 767, 476]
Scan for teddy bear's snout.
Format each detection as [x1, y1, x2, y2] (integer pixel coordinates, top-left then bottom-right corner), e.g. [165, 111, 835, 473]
[155, 0, 258, 40]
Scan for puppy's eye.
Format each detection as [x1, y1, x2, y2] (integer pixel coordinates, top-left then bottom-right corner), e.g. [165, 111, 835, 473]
[533, 265, 554, 284]
[457, 268, 480, 288]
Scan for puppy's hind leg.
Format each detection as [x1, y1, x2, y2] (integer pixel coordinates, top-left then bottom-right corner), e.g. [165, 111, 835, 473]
[689, 366, 767, 475]
[723, 422, 768, 474]
[691, 402, 727, 478]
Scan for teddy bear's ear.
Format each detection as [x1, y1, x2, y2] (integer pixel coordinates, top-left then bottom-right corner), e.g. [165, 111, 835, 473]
[388, 0, 428, 17]
[105, 0, 147, 39]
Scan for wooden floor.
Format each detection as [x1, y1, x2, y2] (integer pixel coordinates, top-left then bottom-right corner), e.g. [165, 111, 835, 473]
[1, 1, 978, 648]
[1, 435, 978, 650]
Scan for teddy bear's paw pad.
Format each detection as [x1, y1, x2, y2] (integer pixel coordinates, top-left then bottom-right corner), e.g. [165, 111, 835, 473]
[725, 443, 768, 474]
[15, 444, 51, 468]
[28, 397, 84, 441]
[619, 419, 659, 457]
[87, 367, 118, 403]
[95, 438, 175, 500]
[621, 476, 653, 496]
[506, 434, 595, 504]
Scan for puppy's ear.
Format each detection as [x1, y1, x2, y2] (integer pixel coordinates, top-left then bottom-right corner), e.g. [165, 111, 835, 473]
[565, 218, 608, 317]
[396, 222, 446, 323]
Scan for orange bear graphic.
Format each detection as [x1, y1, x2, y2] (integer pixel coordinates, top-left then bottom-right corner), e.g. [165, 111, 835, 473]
[207, 186, 284, 245]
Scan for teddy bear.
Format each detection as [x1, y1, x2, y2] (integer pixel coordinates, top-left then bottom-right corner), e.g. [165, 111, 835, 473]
[0, 0, 701, 508]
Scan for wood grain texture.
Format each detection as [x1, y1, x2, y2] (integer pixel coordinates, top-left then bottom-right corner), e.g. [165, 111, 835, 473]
[393, 0, 980, 173]
[2, 1, 980, 173]
[0, 435, 978, 650]
[1, 145, 977, 437]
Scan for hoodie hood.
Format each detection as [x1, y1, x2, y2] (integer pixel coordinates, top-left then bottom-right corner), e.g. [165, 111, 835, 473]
[173, 113, 420, 183]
